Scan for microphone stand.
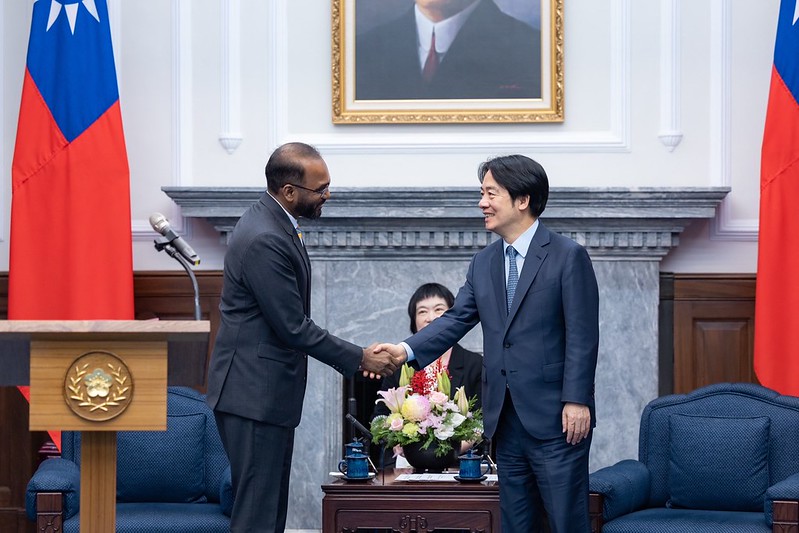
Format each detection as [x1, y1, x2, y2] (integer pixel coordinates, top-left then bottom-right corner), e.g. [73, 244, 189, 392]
[154, 238, 201, 320]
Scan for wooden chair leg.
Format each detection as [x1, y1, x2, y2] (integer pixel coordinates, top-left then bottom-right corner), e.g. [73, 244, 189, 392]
[773, 501, 799, 533]
[589, 492, 604, 533]
[36, 493, 62, 533]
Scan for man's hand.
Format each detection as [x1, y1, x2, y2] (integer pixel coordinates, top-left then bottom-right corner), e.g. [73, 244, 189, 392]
[562, 402, 591, 445]
[360, 343, 408, 379]
[373, 343, 407, 367]
[360, 343, 401, 379]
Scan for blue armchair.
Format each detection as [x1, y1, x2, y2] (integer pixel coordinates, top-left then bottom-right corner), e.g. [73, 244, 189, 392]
[589, 383, 799, 533]
[26, 387, 233, 533]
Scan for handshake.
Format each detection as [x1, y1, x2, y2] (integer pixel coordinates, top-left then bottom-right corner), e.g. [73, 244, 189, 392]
[360, 343, 407, 379]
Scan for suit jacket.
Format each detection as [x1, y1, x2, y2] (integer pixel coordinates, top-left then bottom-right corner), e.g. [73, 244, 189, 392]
[206, 193, 363, 428]
[372, 344, 483, 420]
[405, 223, 599, 440]
[356, 0, 541, 100]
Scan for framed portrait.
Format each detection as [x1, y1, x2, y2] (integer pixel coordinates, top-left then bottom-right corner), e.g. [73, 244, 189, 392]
[332, 0, 563, 124]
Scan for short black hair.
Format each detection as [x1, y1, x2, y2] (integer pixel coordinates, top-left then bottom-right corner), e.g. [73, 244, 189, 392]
[478, 154, 549, 217]
[407, 283, 455, 334]
[265, 142, 323, 194]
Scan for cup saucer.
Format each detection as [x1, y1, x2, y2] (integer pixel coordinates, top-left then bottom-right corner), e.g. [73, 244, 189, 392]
[454, 474, 487, 483]
[343, 472, 375, 482]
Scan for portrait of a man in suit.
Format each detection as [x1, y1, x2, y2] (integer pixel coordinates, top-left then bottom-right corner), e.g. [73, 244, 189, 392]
[355, 0, 542, 101]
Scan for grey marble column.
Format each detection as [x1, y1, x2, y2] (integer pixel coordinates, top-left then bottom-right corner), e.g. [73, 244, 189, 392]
[164, 186, 728, 530]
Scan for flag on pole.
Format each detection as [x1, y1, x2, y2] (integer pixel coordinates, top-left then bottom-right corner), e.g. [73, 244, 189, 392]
[754, 0, 799, 397]
[10, 0, 135, 448]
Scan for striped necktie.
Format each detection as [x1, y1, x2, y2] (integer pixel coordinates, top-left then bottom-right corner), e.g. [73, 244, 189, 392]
[506, 246, 518, 313]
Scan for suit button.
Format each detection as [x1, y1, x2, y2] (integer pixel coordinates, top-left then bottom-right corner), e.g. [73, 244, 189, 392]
[500, 370, 506, 376]
[504, 343, 512, 349]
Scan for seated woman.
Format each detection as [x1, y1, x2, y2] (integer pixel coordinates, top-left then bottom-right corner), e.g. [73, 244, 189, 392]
[372, 282, 483, 465]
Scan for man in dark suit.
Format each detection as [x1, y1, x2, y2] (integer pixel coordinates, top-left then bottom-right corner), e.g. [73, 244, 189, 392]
[356, 0, 541, 100]
[206, 142, 401, 532]
[376, 155, 599, 532]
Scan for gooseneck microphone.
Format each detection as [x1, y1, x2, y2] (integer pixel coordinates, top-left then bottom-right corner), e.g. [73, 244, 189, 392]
[345, 413, 373, 441]
[149, 212, 202, 320]
[149, 213, 200, 266]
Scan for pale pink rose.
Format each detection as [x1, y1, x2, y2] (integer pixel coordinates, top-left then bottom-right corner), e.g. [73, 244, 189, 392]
[388, 414, 404, 431]
[428, 391, 448, 406]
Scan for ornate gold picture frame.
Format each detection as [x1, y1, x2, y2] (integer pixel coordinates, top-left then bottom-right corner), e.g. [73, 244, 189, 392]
[332, 0, 563, 124]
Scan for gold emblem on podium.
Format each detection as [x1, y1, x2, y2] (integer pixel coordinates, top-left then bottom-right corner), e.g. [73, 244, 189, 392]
[64, 351, 134, 421]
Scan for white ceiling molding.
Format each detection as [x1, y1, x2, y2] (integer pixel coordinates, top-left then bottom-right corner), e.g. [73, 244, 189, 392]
[285, 0, 632, 154]
[658, 0, 683, 151]
[709, 0, 758, 241]
[219, 0, 242, 154]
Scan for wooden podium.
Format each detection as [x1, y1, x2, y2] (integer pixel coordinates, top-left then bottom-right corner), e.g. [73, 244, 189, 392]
[0, 320, 210, 533]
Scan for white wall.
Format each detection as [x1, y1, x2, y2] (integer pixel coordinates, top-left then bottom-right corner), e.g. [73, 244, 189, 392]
[1, 0, 778, 273]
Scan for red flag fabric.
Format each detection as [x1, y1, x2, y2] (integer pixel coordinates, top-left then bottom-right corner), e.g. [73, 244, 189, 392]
[10, 0, 135, 449]
[754, 0, 799, 397]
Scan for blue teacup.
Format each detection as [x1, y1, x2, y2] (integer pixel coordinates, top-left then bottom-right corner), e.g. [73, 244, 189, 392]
[338, 451, 369, 479]
[458, 449, 493, 479]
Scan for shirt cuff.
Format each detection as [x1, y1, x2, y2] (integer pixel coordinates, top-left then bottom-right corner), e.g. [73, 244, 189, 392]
[399, 342, 415, 362]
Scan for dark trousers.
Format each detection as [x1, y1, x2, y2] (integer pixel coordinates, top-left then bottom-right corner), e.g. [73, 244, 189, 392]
[215, 411, 295, 533]
[495, 391, 592, 533]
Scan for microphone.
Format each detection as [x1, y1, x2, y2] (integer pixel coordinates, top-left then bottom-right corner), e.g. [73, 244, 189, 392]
[345, 413, 373, 441]
[149, 213, 201, 266]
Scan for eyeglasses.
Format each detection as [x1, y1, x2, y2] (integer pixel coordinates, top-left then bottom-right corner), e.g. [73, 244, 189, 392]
[289, 182, 329, 198]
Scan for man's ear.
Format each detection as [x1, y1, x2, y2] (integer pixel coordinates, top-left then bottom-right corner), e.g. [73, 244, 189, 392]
[516, 194, 530, 212]
[280, 183, 297, 203]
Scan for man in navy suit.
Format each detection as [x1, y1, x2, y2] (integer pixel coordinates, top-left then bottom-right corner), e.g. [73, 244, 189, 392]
[207, 142, 401, 532]
[377, 155, 599, 532]
[356, 0, 541, 100]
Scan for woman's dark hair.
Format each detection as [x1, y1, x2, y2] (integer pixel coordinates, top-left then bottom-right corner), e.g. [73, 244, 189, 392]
[478, 154, 549, 217]
[265, 142, 322, 193]
[407, 283, 455, 334]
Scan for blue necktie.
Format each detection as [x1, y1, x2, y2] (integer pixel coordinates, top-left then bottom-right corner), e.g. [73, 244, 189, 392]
[295, 226, 304, 246]
[506, 246, 518, 313]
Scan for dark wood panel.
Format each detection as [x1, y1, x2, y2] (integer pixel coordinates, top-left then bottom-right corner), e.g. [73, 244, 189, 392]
[132, 271, 223, 391]
[670, 274, 756, 395]
[672, 274, 756, 300]
[0, 271, 223, 530]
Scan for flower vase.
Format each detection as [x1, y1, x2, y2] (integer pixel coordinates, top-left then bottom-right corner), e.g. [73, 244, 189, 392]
[402, 440, 459, 473]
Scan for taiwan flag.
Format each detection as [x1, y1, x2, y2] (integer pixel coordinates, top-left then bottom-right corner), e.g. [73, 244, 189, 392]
[10, 0, 135, 447]
[755, 0, 799, 397]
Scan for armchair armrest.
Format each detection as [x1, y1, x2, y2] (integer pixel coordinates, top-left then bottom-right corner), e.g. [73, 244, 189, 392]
[589, 459, 651, 522]
[219, 465, 233, 517]
[25, 458, 80, 521]
[765, 473, 799, 527]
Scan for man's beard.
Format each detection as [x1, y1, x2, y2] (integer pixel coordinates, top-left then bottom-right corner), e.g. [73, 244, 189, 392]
[296, 196, 324, 220]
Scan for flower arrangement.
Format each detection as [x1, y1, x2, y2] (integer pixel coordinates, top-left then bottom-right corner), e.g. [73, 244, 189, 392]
[370, 363, 483, 457]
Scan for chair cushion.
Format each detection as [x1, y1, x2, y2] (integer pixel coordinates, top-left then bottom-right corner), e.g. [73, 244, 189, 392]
[63, 502, 230, 533]
[667, 414, 769, 512]
[117, 413, 207, 503]
[602, 508, 770, 533]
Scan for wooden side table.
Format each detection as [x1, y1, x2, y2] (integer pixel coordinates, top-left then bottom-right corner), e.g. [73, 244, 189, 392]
[322, 470, 501, 533]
